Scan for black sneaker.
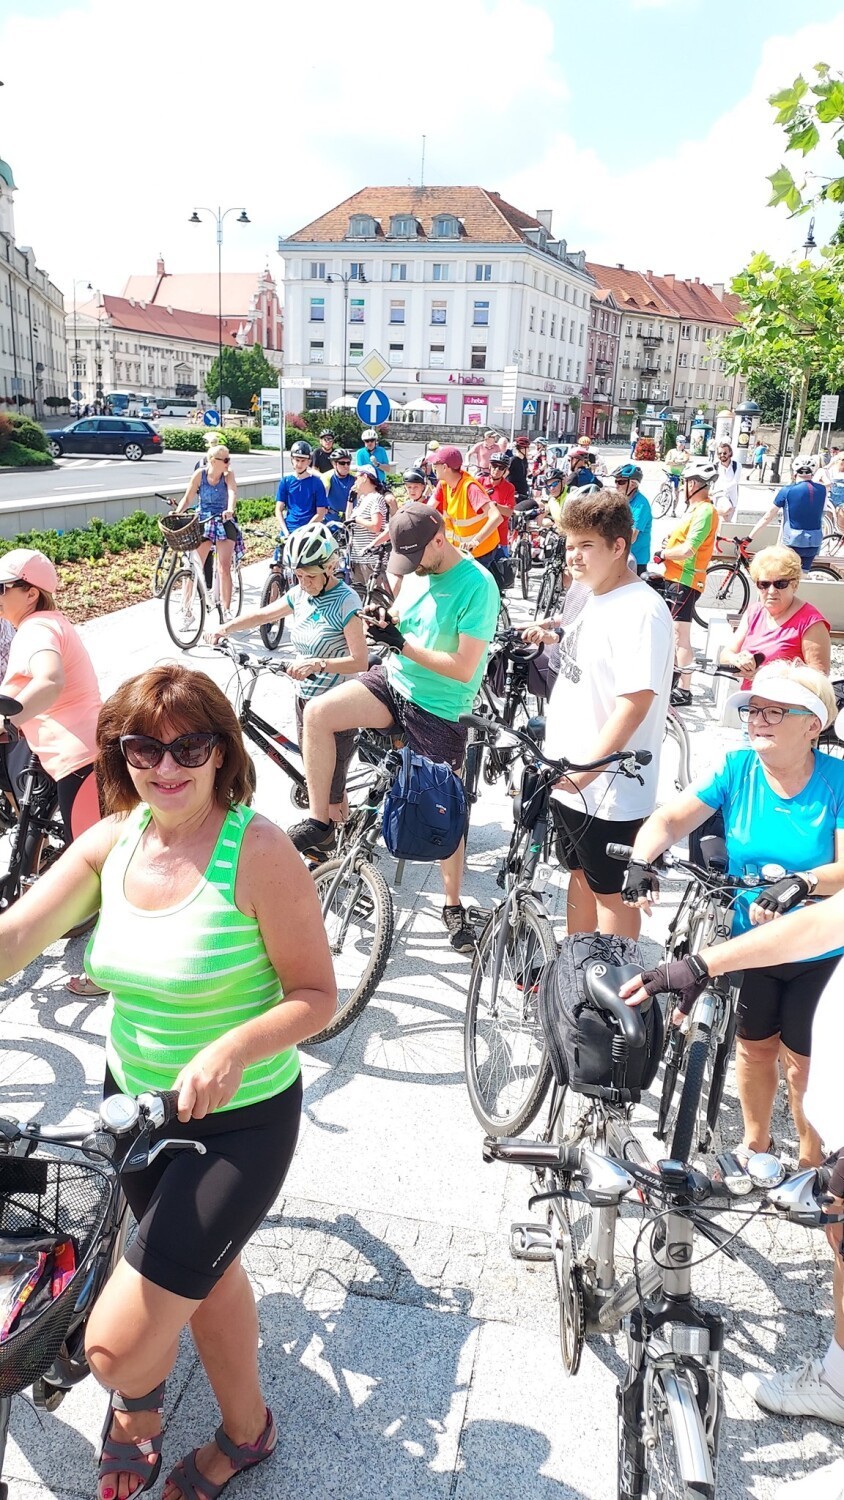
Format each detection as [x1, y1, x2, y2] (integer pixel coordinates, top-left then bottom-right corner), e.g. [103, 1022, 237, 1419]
[288, 817, 336, 856]
[670, 686, 692, 708]
[442, 904, 476, 954]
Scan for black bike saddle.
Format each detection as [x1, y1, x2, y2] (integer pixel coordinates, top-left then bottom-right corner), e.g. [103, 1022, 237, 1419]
[584, 961, 652, 1049]
[0, 696, 22, 719]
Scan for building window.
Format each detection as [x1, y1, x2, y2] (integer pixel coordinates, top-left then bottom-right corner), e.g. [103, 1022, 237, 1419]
[389, 300, 405, 324]
[431, 300, 447, 325]
[620, 380, 627, 399]
[622, 348, 630, 366]
[641, 383, 648, 399]
[566, 357, 572, 378]
[540, 310, 546, 335]
[678, 352, 688, 368]
[529, 306, 535, 331]
[630, 380, 637, 400]
[557, 356, 563, 379]
[348, 342, 364, 361]
[576, 360, 581, 380]
[390, 215, 416, 237]
[389, 342, 405, 365]
[429, 343, 445, 366]
[305, 389, 328, 411]
[472, 300, 489, 326]
[667, 328, 675, 342]
[308, 341, 325, 364]
[634, 351, 640, 368]
[470, 345, 486, 370]
[348, 262, 365, 280]
[390, 263, 407, 281]
[349, 298, 365, 323]
[474, 263, 492, 281]
[432, 263, 450, 281]
[550, 314, 556, 338]
[691, 353, 697, 369]
[309, 297, 325, 321]
[680, 323, 691, 339]
[348, 214, 376, 238]
[578, 325, 584, 346]
[432, 214, 460, 238]
[569, 320, 576, 341]
[625, 320, 632, 336]
[309, 261, 326, 279]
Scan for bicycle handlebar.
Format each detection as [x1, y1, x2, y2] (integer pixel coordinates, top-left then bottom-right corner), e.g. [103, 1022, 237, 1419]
[0, 1086, 183, 1148]
[606, 841, 787, 892]
[457, 711, 651, 778]
[213, 639, 289, 676]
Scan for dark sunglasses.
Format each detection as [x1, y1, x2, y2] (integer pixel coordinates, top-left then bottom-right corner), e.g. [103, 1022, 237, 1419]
[756, 578, 792, 591]
[120, 732, 222, 769]
[0, 580, 30, 595]
[335, 458, 351, 464]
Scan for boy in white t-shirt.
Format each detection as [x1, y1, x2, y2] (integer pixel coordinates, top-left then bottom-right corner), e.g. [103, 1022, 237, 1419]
[542, 490, 674, 939]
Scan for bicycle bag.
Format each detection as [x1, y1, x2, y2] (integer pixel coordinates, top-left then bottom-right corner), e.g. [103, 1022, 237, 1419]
[490, 553, 516, 593]
[538, 933, 664, 1102]
[381, 746, 466, 862]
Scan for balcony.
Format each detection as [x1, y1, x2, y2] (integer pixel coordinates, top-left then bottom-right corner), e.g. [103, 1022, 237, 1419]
[595, 359, 613, 374]
[641, 335, 662, 348]
[641, 365, 659, 378]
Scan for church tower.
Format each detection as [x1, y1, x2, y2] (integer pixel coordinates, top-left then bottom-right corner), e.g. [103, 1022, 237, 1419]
[0, 157, 16, 238]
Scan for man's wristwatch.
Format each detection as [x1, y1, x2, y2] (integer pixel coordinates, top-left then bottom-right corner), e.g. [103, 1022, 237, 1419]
[804, 871, 819, 895]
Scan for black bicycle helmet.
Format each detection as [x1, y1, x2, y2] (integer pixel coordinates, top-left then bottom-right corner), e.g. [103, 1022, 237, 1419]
[290, 440, 313, 458]
[489, 452, 511, 469]
[403, 467, 427, 484]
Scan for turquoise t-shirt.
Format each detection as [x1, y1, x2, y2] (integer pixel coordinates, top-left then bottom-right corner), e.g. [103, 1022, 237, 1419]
[629, 489, 653, 568]
[692, 747, 844, 955]
[387, 556, 499, 721]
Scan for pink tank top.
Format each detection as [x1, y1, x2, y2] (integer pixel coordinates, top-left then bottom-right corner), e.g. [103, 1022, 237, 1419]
[741, 600, 829, 688]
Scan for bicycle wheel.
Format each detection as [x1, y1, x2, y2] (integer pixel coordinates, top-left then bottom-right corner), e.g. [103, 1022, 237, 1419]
[151, 545, 174, 599]
[259, 572, 285, 650]
[804, 561, 841, 583]
[309, 856, 393, 1043]
[651, 483, 674, 519]
[230, 564, 244, 618]
[669, 1026, 710, 1163]
[534, 569, 556, 621]
[517, 540, 530, 599]
[163, 566, 205, 650]
[463, 898, 555, 1135]
[819, 531, 844, 560]
[692, 564, 749, 629]
[497, 595, 511, 632]
[637, 1369, 716, 1500]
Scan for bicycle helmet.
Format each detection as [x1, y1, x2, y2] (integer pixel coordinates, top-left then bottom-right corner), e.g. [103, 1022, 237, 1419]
[290, 439, 313, 458]
[684, 458, 717, 485]
[333, 447, 352, 461]
[403, 467, 427, 485]
[613, 463, 643, 484]
[319, 429, 334, 439]
[572, 482, 604, 497]
[283, 522, 339, 571]
[545, 469, 566, 487]
[489, 452, 511, 469]
[793, 456, 815, 475]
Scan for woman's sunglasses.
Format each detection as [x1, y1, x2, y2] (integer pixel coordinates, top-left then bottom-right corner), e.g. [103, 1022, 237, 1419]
[755, 578, 792, 591]
[120, 732, 222, 769]
[0, 580, 29, 595]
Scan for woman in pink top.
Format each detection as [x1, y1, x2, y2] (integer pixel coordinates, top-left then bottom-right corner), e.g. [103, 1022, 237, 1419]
[719, 544, 830, 687]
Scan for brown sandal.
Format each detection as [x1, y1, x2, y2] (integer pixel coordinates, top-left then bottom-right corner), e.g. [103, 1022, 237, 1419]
[65, 974, 109, 998]
[164, 1408, 277, 1499]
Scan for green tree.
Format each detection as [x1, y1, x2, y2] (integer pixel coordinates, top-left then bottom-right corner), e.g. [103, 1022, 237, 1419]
[204, 345, 279, 412]
[721, 249, 844, 453]
[767, 63, 844, 215]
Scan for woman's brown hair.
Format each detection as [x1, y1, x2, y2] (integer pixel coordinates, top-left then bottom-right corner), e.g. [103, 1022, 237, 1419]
[96, 665, 254, 814]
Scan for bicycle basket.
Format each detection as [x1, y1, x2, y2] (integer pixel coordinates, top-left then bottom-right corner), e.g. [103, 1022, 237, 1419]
[538, 933, 663, 1103]
[158, 513, 204, 553]
[0, 1150, 115, 1397]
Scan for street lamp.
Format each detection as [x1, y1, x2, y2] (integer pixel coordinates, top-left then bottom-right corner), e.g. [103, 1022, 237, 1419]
[71, 278, 92, 410]
[326, 270, 366, 397]
[189, 206, 250, 416]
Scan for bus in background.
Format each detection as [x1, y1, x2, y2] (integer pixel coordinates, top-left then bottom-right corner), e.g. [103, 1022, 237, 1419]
[107, 392, 138, 415]
[155, 396, 196, 416]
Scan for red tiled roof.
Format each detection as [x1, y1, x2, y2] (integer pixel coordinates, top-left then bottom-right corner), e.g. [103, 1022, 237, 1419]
[286, 187, 552, 245]
[121, 271, 269, 318]
[646, 274, 738, 327]
[79, 296, 243, 346]
[586, 262, 674, 316]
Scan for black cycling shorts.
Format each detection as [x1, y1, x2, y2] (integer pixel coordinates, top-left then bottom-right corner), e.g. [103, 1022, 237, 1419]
[105, 1069, 302, 1301]
[552, 802, 644, 896]
[358, 665, 466, 772]
[736, 956, 839, 1056]
[663, 582, 698, 623]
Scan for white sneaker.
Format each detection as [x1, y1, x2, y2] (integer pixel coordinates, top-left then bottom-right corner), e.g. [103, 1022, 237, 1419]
[775, 1457, 844, 1499]
[179, 611, 196, 630]
[743, 1357, 844, 1424]
[222, 608, 234, 623]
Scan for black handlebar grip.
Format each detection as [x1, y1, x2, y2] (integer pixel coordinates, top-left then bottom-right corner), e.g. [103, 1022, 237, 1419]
[156, 1090, 182, 1126]
[753, 651, 766, 666]
[633, 750, 653, 766]
[607, 842, 634, 862]
[458, 713, 493, 731]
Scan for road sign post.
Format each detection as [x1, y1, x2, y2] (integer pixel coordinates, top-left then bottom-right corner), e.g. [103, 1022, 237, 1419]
[203, 409, 220, 427]
[356, 388, 391, 427]
[501, 364, 519, 446]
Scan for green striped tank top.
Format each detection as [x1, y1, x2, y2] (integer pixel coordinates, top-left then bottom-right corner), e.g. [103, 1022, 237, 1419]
[86, 802, 299, 1111]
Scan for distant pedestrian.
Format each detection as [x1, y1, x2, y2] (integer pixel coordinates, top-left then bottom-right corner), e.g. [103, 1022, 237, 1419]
[312, 430, 335, 475]
[712, 440, 741, 522]
[629, 425, 639, 458]
[749, 456, 826, 572]
[753, 440, 768, 480]
[355, 429, 390, 484]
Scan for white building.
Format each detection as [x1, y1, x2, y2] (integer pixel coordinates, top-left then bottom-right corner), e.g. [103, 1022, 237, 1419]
[0, 155, 67, 415]
[277, 187, 596, 434]
[67, 294, 247, 407]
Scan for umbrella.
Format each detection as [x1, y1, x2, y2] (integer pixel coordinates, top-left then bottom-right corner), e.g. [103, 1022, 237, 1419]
[402, 397, 442, 417]
[328, 394, 359, 409]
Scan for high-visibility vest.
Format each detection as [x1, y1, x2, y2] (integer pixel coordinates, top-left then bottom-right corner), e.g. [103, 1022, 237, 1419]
[440, 471, 499, 558]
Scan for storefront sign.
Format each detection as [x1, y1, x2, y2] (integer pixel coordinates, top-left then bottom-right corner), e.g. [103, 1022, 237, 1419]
[463, 394, 488, 426]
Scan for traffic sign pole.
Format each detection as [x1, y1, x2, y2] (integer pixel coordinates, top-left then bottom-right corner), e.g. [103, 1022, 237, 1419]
[356, 388, 391, 426]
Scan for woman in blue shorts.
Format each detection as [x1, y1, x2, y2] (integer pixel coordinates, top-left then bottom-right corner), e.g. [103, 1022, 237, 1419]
[175, 444, 244, 619]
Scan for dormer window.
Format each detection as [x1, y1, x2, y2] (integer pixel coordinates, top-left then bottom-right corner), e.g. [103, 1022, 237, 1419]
[390, 214, 417, 238]
[348, 214, 376, 238]
[432, 214, 460, 239]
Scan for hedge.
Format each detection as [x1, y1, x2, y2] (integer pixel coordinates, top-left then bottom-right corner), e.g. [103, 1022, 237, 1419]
[0, 498, 277, 565]
[0, 441, 53, 468]
[161, 425, 251, 455]
[8, 416, 49, 453]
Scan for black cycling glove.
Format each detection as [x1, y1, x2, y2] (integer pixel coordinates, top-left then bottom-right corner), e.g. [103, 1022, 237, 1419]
[634, 954, 710, 1016]
[622, 860, 660, 906]
[365, 615, 406, 655]
[752, 874, 811, 916]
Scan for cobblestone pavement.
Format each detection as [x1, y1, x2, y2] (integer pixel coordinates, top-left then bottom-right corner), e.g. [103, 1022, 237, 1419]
[1, 493, 841, 1499]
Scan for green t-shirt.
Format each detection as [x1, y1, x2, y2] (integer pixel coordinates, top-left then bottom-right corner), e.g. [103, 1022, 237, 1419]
[387, 556, 499, 721]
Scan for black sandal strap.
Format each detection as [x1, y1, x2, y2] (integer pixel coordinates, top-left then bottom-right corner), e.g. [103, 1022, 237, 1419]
[97, 1434, 163, 1483]
[111, 1381, 166, 1414]
[213, 1408, 275, 1469]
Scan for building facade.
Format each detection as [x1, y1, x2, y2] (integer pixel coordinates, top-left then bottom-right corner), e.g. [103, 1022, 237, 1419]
[581, 289, 621, 440]
[0, 156, 67, 415]
[67, 295, 246, 407]
[277, 187, 596, 434]
[123, 260, 283, 356]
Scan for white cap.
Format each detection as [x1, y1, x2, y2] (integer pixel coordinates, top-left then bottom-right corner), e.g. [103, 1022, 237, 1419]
[726, 665, 831, 730]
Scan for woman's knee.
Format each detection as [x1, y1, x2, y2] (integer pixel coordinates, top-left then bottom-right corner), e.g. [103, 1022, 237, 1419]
[85, 1262, 195, 1386]
[737, 1032, 781, 1064]
[780, 1044, 811, 1091]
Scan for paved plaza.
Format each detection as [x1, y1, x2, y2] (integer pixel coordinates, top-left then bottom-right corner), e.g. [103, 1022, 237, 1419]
[1, 503, 841, 1499]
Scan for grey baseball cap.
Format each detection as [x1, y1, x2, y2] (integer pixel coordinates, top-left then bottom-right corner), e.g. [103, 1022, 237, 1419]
[388, 502, 444, 575]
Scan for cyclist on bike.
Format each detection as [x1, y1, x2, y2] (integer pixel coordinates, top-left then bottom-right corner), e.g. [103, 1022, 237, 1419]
[663, 433, 689, 508]
[719, 543, 830, 686]
[622, 661, 844, 1168]
[508, 434, 531, 502]
[347, 465, 391, 588]
[288, 503, 499, 951]
[612, 463, 651, 575]
[567, 450, 602, 490]
[174, 443, 243, 622]
[658, 457, 719, 707]
[749, 455, 827, 572]
[321, 448, 355, 524]
[481, 452, 517, 551]
[275, 441, 327, 539]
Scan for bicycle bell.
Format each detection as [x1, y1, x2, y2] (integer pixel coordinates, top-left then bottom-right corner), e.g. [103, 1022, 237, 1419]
[99, 1094, 141, 1135]
[744, 1151, 786, 1190]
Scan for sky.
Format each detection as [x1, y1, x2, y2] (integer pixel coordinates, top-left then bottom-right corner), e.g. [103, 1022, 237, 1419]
[1, 0, 843, 306]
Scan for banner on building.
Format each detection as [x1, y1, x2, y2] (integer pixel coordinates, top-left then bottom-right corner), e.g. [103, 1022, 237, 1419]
[261, 387, 281, 449]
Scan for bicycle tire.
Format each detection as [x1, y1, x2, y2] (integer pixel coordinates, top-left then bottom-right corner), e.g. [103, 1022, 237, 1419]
[230, 564, 244, 619]
[151, 545, 174, 599]
[534, 569, 556, 621]
[308, 857, 393, 1043]
[259, 572, 285, 650]
[638, 1369, 716, 1500]
[163, 566, 205, 650]
[497, 595, 512, 632]
[651, 483, 674, 520]
[669, 1028, 710, 1163]
[692, 563, 749, 629]
[702, 1004, 738, 1152]
[804, 561, 841, 583]
[463, 899, 555, 1135]
[518, 540, 530, 600]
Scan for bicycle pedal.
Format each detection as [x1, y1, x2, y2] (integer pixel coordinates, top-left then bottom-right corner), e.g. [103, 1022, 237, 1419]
[509, 1221, 554, 1261]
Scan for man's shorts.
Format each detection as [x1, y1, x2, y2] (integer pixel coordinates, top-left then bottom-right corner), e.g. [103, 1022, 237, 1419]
[663, 581, 698, 623]
[552, 802, 644, 896]
[358, 664, 466, 772]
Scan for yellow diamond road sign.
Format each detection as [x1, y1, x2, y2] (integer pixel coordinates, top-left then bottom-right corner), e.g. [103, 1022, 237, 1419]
[358, 349, 392, 386]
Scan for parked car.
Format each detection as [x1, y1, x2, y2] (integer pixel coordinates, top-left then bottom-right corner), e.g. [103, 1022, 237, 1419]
[46, 418, 163, 461]
[138, 404, 158, 420]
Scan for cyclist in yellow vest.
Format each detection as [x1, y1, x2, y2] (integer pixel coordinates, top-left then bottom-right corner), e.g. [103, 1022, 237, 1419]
[429, 446, 504, 576]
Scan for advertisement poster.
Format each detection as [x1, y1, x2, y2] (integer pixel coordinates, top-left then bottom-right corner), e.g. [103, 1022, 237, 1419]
[261, 387, 281, 449]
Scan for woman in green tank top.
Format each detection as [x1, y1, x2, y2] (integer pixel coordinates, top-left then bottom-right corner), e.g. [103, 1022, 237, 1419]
[0, 664, 336, 1500]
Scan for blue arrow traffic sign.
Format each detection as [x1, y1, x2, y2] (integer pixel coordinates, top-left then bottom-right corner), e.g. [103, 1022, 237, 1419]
[356, 388, 391, 426]
[521, 398, 537, 416]
[203, 408, 221, 427]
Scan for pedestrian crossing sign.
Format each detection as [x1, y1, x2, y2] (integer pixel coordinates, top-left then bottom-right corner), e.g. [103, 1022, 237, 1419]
[522, 399, 537, 415]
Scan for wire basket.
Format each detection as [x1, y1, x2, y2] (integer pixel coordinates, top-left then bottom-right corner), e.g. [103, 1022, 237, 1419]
[0, 1150, 116, 1397]
[159, 513, 204, 553]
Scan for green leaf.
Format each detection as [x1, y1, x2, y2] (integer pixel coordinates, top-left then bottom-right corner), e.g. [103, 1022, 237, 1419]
[767, 166, 798, 206]
[788, 123, 820, 155]
[785, 185, 804, 213]
[827, 178, 844, 202]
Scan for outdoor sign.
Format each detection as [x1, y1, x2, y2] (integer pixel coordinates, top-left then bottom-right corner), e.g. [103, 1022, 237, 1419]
[501, 365, 518, 414]
[356, 388, 391, 425]
[819, 394, 840, 424]
[260, 388, 281, 449]
[203, 409, 220, 427]
[521, 398, 537, 416]
[357, 349, 392, 386]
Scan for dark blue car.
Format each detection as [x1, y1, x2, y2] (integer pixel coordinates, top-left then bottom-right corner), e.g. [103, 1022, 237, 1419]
[46, 417, 162, 461]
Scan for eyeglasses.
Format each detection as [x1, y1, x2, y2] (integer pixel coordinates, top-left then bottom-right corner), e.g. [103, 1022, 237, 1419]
[120, 732, 222, 769]
[0, 580, 29, 595]
[756, 578, 793, 592]
[335, 459, 351, 465]
[737, 705, 813, 726]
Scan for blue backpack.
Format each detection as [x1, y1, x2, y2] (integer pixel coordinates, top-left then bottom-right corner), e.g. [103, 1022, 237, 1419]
[381, 747, 467, 862]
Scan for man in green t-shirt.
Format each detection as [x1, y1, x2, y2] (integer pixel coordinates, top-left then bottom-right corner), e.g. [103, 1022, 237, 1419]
[289, 505, 499, 951]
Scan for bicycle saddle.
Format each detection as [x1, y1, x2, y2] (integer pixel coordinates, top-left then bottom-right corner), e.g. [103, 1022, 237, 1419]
[505, 640, 541, 662]
[584, 961, 652, 1048]
[0, 695, 22, 719]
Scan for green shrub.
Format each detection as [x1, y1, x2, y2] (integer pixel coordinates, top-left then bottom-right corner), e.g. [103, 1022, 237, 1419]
[246, 427, 264, 446]
[8, 415, 49, 453]
[0, 441, 53, 468]
[160, 426, 207, 452]
[0, 499, 277, 566]
[302, 409, 365, 449]
[216, 427, 250, 455]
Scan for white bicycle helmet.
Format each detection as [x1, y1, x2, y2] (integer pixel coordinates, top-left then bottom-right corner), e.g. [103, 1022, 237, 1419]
[793, 456, 815, 475]
[283, 522, 339, 570]
[684, 458, 718, 485]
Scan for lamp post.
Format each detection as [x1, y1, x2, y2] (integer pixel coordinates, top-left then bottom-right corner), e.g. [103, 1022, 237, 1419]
[326, 270, 366, 398]
[188, 206, 250, 417]
[71, 278, 92, 410]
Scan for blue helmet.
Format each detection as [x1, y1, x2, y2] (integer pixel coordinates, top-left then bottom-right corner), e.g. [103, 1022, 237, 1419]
[613, 463, 643, 484]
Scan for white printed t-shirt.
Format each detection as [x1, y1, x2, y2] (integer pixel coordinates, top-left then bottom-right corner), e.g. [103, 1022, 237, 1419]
[544, 577, 674, 819]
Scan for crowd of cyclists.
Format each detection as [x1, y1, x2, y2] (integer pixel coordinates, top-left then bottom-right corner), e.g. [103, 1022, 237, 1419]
[1, 420, 844, 1499]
